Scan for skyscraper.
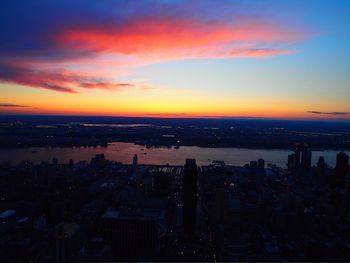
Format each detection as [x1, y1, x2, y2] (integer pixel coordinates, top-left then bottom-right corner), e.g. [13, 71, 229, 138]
[132, 154, 138, 176]
[258, 158, 265, 170]
[317, 156, 326, 169]
[336, 152, 349, 184]
[287, 144, 313, 173]
[301, 148, 312, 170]
[287, 153, 296, 172]
[183, 159, 197, 242]
[133, 154, 138, 168]
[295, 144, 303, 168]
[316, 156, 326, 185]
[292, 143, 312, 171]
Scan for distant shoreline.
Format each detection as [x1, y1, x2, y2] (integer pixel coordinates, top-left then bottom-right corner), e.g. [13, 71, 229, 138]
[1, 140, 350, 151]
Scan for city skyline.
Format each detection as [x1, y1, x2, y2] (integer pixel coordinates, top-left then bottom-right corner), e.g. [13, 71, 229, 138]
[1, 0, 350, 119]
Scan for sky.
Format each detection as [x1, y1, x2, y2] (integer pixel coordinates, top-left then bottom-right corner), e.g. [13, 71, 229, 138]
[0, 0, 349, 119]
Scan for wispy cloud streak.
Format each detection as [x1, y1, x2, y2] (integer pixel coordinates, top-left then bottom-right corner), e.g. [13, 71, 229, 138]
[0, 62, 135, 93]
[0, 103, 29, 107]
[307, 111, 350, 116]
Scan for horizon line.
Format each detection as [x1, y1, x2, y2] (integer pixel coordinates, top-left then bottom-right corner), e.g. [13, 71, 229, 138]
[1, 113, 350, 122]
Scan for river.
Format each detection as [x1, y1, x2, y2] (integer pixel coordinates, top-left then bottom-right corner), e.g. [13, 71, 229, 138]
[0, 142, 349, 168]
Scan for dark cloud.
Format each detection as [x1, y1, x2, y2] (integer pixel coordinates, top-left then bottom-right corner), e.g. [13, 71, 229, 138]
[0, 103, 29, 107]
[41, 83, 77, 93]
[307, 111, 350, 116]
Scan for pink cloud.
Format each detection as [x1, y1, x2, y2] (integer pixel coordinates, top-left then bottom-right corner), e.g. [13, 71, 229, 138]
[54, 16, 303, 60]
[0, 13, 307, 93]
[0, 62, 136, 93]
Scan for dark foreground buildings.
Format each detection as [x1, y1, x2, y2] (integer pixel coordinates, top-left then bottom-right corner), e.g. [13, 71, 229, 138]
[0, 148, 350, 261]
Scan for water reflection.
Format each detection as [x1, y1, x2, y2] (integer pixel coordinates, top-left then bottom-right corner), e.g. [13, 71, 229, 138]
[0, 142, 348, 168]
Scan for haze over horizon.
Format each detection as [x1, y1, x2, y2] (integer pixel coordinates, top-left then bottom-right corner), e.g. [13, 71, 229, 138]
[1, 0, 349, 120]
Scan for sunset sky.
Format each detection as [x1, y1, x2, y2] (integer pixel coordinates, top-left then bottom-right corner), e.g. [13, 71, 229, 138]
[0, 0, 349, 119]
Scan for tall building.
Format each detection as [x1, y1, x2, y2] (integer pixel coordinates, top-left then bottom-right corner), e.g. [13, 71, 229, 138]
[290, 144, 312, 171]
[295, 144, 303, 168]
[183, 159, 197, 242]
[258, 158, 265, 170]
[287, 153, 296, 172]
[317, 156, 326, 169]
[301, 148, 312, 170]
[133, 154, 138, 167]
[316, 156, 327, 185]
[336, 152, 349, 184]
[132, 154, 138, 176]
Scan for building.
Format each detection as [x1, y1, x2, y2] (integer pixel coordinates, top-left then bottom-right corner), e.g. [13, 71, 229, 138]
[250, 161, 258, 170]
[335, 152, 349, 184]
[317, 156, 326, 169]
[132, 154, 138, 176]
[258, 159, 265, 171]
[0, 209, 16, 223]
[287, 153, 296, 172]
[152, 172, 172, 195]
[54, 222, 81, 263]
[288, 144, 312, 172]
[316, 156, 327, 185]
[183, 159, 197, 242]
[295, 144, 303, 168]
[301, 148, 312, 170]
[90, 154, 106, 168]
[100, 208, 159, 261]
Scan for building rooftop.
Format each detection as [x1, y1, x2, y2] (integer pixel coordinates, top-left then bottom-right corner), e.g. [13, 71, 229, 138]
[102, 208, 164, 221]
[55, 222, 80, 239]
[0, 209, 16, 219]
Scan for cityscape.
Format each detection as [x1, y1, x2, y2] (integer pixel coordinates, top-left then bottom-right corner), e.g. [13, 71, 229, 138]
[0, 142, 350, 261]
[1, 0, 350, 262]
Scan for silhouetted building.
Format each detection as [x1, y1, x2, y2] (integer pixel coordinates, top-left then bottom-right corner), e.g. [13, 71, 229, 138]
[54, 222, 81, 263]
[91, 154, 106, 168]
[183, 159, 197, 241]
[132, 154, 138, 176]
[69, 159, 74, 169]
[152, 173, 172, 195]
[258, 158, 265, 170]
[295, 144, 303, 168]
[250, 161, 258, 170]
[52, 158, 58, 166]
[316, 156, 327, 185]
[289, 144, 312, 171]
[301, 148, 312, 170]
[317, 156, 326, 169]
[101, 208, 157, 261]
[335, 152, 349, 184]
[287, 153, 296, 172]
